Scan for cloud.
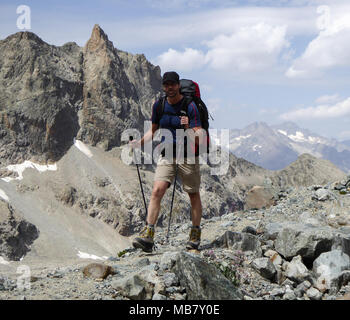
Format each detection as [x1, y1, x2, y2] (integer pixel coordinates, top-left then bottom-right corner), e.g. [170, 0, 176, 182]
[205, 23, 289, 71]
[315, 94, 341, 104]
[154, 23, 290, 73]
[145, 0, 214, 10]
[280, 97, 350, 120]
[153, 48, 206, 72]
[286, 5, 350, 78]
[101, 6, 317, 51]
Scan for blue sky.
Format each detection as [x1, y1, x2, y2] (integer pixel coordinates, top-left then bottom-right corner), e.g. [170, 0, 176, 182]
[1, 0, 350, 140]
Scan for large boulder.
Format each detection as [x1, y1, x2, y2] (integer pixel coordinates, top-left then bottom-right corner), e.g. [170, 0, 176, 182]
[244, 186, 276, 210]
[251, 257, 277, 281]
[172, 251, 243, 300]
[111, 264, 164, 300]
[284, 255, 311, 283]
[273, 222, 350, 266]
[0, 200, 39, 261]
[313, 250, 350, 292]
[210, 231, 262, 256]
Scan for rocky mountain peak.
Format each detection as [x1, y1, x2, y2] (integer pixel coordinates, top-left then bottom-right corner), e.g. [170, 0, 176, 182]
[85, 24, 113, 52]
[3, 31, 45, 45]
[0, 26, 162, 167]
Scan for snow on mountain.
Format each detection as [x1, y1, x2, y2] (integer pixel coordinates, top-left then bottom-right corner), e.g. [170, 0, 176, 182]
[225, 122, 350, 172]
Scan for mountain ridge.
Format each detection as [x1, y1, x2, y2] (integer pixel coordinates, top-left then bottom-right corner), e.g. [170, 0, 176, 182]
[218, 121, 350, 172]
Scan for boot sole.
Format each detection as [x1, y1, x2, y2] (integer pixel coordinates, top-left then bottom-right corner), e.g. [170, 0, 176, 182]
[132, 240, 153, 253]
[186, 242, 200, 251]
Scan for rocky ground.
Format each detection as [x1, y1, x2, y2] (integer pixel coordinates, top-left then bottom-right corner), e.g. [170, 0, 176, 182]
[1, 175, 350, 300]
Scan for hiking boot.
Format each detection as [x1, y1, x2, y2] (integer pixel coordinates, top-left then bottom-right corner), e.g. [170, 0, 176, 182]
[132, 226, 155, 253]
[186, 227, 201, 250]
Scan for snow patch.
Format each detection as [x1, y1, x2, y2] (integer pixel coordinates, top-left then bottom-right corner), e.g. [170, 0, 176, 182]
[288, 132, 324, 144]
[0, 189, 9, 202]
[1, 161, 57, 182]
[0, 256, 10, 265]
[234, 134, 251, 141]
[278, 130, 287, 136]
[308, 136, 323, 144]
[288, 131, 307, 142]
[74, 139, 93, 158]
[77, 251, 106, 261]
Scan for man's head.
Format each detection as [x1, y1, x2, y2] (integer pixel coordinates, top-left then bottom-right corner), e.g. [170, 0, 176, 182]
[162, 71, 180, 98]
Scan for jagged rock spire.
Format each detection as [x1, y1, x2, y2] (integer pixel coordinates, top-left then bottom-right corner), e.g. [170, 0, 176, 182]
[85, 24, 112, 52]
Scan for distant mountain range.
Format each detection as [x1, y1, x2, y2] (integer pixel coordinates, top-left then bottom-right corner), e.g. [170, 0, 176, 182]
[342, 140, 350, 148]
[211, 122, 350, 173]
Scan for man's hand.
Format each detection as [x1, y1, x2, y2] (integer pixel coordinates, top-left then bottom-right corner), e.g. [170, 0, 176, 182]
[129, 139, 141, 149]
[180, 116, 189, 129]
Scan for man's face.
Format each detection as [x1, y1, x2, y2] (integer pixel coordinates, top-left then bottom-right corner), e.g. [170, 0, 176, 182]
[163, 81, 180, 98]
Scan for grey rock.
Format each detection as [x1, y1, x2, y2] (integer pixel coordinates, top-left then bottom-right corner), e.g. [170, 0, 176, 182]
[313, 188, 334, 201]
[330, 270, 350, 292]
[210, 231, 262, 256]
[262, 222, 284, 240]
[0, 276, 15, 291]
[274, 223, 334, 264]
[306, 287, 322, 300]
[313, 250, 350, 291]
[220, 221, 234, 228]
[331, 234, 350, 257]
[283, 291, 297, 300]
[244, 185, 276, 210]
[241, 226, 257, 235]
[162, 273, 179, 287]
[270, 287, 285, 296]
[160, 251, 178, 271]
[172, 251, 243, 300]
[136, 258, 150, 268]
[165, 286, 181, 294]
[264, 250, 283, 266]
[295, 280, 312, 297]
[111, 274, 152, 300]
[284, 255, 310, 283]
[251, 257, 277, 281]
[0, 200, 39, 261]
[281, 279, 296, 288]
[152, 293, 167, 300]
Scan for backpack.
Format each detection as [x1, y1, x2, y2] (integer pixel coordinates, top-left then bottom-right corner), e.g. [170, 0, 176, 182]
[157, 79, 212, 154]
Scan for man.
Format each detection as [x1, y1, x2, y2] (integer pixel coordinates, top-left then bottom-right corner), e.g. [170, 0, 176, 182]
[130, 71, 203, 252]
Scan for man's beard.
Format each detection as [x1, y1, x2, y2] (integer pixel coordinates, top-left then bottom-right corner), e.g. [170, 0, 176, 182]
[166, 90, 177, 97]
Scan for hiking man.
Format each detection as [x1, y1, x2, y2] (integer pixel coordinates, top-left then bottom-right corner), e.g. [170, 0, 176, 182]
[130, 71, 204, 252]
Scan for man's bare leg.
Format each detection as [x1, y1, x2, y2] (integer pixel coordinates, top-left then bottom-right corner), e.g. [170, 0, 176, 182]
[188, 192, 202, 226]
[146, 180, 169, 225]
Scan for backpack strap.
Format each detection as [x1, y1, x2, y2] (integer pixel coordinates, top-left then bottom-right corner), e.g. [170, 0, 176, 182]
[181, 97, 190, 115]
[155, 96, 166, 127]
[157, 96, 191, 120]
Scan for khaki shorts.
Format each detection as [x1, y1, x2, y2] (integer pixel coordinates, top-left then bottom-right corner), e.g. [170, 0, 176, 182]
[154, 156, 201, 193]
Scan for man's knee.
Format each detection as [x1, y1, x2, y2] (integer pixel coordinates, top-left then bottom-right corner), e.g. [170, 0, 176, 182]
[188, 191, 201, 200]
[152, 182, 169, 199]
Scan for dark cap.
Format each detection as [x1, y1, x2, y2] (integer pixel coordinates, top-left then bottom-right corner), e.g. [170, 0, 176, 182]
[162, 71, 180, 84]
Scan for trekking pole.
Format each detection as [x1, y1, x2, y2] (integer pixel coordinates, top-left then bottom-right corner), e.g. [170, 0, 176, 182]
[130, 136, 148, 221]
[166, 110, 186, 242]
